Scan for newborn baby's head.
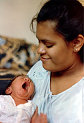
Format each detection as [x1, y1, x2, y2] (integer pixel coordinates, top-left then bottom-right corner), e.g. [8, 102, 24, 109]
[5, 75, 35, 101]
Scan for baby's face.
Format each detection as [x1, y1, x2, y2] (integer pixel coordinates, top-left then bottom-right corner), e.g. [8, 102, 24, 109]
[10, 75, 35, 100]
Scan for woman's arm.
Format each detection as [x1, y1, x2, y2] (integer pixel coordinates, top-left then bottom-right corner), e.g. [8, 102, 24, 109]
[31, 107, 48, 123]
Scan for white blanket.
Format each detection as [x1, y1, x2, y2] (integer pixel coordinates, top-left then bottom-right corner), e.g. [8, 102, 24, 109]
[0, 95, 36, 123]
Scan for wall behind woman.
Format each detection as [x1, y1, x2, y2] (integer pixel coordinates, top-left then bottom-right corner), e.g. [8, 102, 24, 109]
[0, 0, 43, 44]
[79, 0, 84, 5]
[0, 0, 83, 44]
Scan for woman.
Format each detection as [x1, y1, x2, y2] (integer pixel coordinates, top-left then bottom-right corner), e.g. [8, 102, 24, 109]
[28, 0, 84, 122]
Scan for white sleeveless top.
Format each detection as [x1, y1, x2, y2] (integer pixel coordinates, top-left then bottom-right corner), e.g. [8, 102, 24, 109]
[28, 60, 84, 123]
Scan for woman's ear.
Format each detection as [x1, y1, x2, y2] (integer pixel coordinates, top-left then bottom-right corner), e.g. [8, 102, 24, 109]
[73, 34, 84, 52]
[5, 86, 12, 94]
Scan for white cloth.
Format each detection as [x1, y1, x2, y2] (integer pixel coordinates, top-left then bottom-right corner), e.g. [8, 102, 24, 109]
[27, 60, 84, 123]
[0, 95, 36, 123]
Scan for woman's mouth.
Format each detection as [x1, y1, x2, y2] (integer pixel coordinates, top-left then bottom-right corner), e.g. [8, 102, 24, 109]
[40, 57, 50, 62]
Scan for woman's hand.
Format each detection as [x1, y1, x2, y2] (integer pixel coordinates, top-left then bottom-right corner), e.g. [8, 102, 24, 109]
[31, 107, 48, 123]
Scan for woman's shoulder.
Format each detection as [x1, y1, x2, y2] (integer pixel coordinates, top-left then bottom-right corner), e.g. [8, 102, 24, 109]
[29, 60, 44, 71]
[27, 60, 49, 90]
[27, 60, 48, 78]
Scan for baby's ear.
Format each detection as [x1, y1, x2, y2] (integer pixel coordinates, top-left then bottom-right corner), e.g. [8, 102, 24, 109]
[5, 87, 12, 94]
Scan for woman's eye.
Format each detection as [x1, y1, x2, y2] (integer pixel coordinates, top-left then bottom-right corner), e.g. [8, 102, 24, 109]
[46, 45, 53, 48]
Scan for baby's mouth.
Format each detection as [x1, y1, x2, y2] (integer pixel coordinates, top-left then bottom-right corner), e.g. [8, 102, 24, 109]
[22, 82, 27, 89]
[22, 82, 30, 90]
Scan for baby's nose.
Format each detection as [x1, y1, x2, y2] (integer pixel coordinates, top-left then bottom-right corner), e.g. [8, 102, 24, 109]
[24, 77, 30, 82]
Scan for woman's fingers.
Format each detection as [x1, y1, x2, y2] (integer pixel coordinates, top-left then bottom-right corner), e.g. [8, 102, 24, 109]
[40, 113, 48, 123]
[31, 107, 38, 123]
[31, 107, 48, 123]
[33, 107, 38, 117]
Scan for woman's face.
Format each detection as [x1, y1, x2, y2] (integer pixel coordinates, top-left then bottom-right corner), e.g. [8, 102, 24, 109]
[9, 75, 35, 100]
[36, 21, 75, 72]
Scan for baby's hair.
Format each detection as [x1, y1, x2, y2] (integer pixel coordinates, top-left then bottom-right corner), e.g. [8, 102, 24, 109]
[0, 74, 15, 95]
[0, 74, 27, 95]
[6, 74, 27, 88]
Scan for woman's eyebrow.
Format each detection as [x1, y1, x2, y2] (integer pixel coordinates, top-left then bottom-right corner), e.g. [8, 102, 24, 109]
[36, 37, 52, 43]
[41, 40, 53, 44]
[36, 35, 55, 43]
[36, 35, 47, 42]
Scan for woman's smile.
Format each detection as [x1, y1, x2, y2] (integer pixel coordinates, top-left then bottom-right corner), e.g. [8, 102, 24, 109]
[40, 56, 50, 62]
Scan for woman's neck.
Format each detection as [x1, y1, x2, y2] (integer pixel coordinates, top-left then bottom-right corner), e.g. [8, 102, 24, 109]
[52, 61, 84, 78]
[50, 61, 84, 95]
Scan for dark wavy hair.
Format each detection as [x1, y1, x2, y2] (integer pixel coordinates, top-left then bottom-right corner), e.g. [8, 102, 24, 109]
[0, 74, 26, 95]
[31, 0, 84, 62]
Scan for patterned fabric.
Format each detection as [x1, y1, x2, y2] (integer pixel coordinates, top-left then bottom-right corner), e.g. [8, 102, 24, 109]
[0, 35, 39, 77]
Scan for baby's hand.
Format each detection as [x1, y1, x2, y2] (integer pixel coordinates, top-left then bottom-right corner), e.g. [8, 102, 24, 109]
[31, 107, 48, 123]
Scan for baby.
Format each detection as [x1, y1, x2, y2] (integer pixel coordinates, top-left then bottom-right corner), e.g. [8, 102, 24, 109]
[0, 74, 36, 123]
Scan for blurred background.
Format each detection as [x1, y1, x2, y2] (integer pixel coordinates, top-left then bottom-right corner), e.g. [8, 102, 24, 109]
[0, 0, 83, 44]
[0, 0, 47, 44]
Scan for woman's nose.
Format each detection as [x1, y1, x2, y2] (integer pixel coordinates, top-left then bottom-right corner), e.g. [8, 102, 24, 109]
[37, 43, 46, 54]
